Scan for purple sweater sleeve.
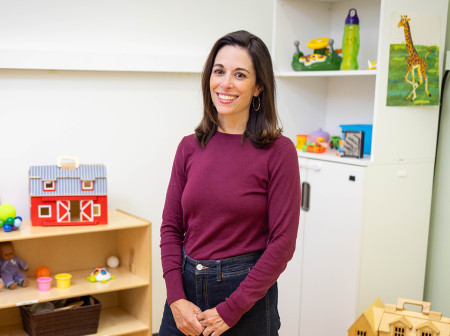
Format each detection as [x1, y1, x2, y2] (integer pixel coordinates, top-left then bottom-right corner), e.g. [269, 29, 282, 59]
[160, 138, 189, 305]
[216, 142, 301, 327]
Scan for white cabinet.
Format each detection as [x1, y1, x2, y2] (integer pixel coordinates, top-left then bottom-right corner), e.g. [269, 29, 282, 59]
[279, 157, 365, 336]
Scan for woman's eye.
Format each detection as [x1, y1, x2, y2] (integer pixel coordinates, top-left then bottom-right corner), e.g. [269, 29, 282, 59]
[213, 69, 224, 75]
[235, 72, 247, 79]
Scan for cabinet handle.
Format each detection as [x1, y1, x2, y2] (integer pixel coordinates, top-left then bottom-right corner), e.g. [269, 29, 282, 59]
[301, 182, 310, 212]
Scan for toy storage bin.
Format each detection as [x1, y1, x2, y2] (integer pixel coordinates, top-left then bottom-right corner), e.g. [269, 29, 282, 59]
[19, 296, 101, 336]
[340, 124, 373, 154]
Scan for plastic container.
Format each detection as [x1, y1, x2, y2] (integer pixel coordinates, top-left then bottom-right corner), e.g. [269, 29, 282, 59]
[340, 124, 373, 154]
[36, 277, 52, 291]
[296, 134, 308, 149]
[55, 273, 72, 289]
[340, 8, 360, 70]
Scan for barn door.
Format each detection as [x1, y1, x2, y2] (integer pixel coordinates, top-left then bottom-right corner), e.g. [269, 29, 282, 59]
[80, 200, 93, 222]
[57, 201, 70, 222]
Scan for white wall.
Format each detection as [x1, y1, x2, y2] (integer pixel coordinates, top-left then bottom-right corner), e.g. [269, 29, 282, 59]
[0, 1, 274, 332]
[424, 3, 450, 314]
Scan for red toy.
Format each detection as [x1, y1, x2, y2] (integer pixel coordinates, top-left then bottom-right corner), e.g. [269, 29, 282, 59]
[29, 156, 108, 226]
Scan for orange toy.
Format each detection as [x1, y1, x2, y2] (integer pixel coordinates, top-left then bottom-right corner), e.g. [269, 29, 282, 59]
[35, 266, 51, 278]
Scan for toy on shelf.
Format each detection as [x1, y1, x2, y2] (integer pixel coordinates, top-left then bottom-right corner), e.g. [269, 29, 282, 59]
[0, 241, 29, 289]
[349, 297, 450, 336]
[29, 156, 108, 226]
[302, 142, 327, 154]
[86, 267, 115, 283]
[292, 38, 342, 71]
[55, 273, 72, 288]
[307, 128, 330, 144]
[0, 204, 22, 232]
[35, 266, 51, 278]
[106, 256, 120, 269]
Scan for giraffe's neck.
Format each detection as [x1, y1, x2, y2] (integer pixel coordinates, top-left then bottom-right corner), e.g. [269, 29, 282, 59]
[403, 22, 417, 57]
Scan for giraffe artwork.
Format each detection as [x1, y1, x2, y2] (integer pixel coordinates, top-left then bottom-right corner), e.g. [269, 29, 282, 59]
[386, 13, 440, 106]
[397, 15, 431, 101]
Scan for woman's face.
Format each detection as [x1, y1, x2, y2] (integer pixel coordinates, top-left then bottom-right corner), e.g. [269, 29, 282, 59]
[210, 45, 261, 122]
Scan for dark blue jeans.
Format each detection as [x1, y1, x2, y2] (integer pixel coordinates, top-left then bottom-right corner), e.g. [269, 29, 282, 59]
[159, 250, 280, 336]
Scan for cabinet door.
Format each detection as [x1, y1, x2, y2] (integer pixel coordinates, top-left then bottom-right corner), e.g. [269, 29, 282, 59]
[278, 159, 309, 336]
[299, 159, 365, 336]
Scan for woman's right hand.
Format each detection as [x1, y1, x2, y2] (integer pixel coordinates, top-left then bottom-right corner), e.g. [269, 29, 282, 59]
[170, 299, 205, 335]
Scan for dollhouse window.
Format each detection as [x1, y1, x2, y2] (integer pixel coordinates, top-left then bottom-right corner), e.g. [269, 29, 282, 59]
[81, 180, 94, 191]
[421, 333, 432, 336]
[394, 327, 405, 336]
[357, 331, 366, 336]
[93, 204, 101, 216]
[38, 205, 51, 218]
[43, 180, 56, 191]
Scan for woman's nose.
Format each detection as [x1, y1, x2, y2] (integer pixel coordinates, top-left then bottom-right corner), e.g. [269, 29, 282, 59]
[220, 75, 233, 89]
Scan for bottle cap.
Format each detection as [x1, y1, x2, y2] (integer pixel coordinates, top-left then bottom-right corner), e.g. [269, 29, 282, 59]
[345, 8, 359, 25]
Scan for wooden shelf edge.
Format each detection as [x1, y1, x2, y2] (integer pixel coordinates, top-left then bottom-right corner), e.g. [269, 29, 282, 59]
[0, 209, 150, 242]
[0, 267, 148, 310]
[0, 306, 149, 336]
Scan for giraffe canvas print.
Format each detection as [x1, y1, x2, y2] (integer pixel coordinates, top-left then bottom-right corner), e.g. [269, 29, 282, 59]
[386, 13, 440, 106]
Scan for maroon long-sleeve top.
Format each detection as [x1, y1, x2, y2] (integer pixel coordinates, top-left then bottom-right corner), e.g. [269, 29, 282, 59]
[160, 131, 301, 327]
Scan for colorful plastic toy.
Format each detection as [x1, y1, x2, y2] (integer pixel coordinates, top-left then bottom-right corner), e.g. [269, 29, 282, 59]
[302, 142, 327, 154]
[292, 38, 342, 71]
[86, 267, 115, 283]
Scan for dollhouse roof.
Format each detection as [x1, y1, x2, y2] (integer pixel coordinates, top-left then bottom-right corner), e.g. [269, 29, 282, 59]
[29, 164, 107, 196]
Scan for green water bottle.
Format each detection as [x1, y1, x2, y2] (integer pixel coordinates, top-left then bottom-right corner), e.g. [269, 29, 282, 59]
[340, 8, 360, 70]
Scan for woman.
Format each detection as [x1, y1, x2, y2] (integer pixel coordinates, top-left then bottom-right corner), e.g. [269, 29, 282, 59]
[160, 30, 300, 336]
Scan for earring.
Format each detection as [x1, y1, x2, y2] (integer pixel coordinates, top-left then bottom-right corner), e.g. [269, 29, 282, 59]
[252, 96, 261, 112]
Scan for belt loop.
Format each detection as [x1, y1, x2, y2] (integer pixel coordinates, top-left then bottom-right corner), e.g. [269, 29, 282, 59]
[216, 260, 222, 282]
[182, 255, 187, 272]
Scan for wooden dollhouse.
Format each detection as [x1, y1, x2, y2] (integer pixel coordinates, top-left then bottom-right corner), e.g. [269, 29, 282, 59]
[29, 157, 107, 226]
[349, 298, 450, 336]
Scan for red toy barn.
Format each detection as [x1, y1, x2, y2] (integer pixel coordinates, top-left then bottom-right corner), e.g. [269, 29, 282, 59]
[29, 159, 107, 226]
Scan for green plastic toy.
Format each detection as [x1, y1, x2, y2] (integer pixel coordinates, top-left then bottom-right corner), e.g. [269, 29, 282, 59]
[292, 38, 342, 71]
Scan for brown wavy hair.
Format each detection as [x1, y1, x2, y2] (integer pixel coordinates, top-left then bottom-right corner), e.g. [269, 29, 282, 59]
[195, 30, 281, 148]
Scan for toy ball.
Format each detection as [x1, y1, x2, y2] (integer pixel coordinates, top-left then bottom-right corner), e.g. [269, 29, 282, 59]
[0, 204, 16, 222]
[3, 224, 12, 232]
[6, 217, 14, 225]
[0, 220, 4, 228]
[14, 217, 22, 228]
[36, 266, 51, 278]
[106, 256, 120, 269]
[86, 267, 115, 283]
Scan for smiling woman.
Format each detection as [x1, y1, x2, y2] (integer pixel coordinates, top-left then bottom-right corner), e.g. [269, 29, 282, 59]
[159, 30, 301, 336]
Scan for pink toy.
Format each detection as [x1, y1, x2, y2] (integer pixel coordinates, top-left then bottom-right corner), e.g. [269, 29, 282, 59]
[37, 277, 52, 291]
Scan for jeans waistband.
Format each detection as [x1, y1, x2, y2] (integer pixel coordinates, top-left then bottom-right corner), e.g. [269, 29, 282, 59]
[182, 248, 264, 282]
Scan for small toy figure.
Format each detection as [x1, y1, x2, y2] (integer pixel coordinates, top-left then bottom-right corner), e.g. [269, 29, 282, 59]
[86, 267, 115, 283]
[0, 241, 29, 289]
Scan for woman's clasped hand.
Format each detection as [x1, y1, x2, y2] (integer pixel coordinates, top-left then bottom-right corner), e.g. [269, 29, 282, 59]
[170, 299, 230, 336]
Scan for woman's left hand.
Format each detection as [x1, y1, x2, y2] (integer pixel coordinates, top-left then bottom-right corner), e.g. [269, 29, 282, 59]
[197, 308, 230, 336]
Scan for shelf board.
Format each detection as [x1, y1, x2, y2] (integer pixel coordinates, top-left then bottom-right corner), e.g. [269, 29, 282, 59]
[0, 49, 203, 73]
[276, 69, 377, 77]
[0, 209, 150, 242]
[297, 150, 372, 166]
[0, 267, 148, 309]
[0, 307, 149, 336]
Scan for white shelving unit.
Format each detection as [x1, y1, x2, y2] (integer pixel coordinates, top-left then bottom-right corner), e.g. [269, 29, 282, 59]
[275, 0, 449, 335]
[0, 210, 152, 336]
